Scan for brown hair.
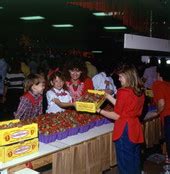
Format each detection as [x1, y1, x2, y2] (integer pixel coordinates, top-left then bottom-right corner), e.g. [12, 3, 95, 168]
[48, 71, 67, 89]
[63, 57, 87, 81]
[24, 74, 45, 92]
[116, 64, 144, 96]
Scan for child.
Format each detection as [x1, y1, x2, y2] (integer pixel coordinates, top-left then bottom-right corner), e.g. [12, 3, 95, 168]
[46, 71, 73, 113]
[14, 74, 45, 120]
[97, 64, 145, 174]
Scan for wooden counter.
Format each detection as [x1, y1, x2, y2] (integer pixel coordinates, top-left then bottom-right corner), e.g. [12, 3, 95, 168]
[0, 114, 162, 174]
[0, 124, 116, 174]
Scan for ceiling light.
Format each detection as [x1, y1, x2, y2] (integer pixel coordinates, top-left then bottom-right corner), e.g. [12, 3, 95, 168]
[167, 60, 170, 64]
[93, 12, 113, 16]
[20, 16, 45, 20]
[0, 6, 4, 9]
[91, 51, 103, 53]
[52, 24, 74, 28]
[104, 26, 127, 30]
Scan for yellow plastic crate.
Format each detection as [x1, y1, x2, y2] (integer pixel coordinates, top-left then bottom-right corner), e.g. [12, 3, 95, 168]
[0, 138, 39, 163]
[0, 120, 38, 146]
[0, 119, 20, 126]
[75, 90, 105, 113]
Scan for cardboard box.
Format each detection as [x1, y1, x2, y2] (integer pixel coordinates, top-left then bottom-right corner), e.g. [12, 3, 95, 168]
[76, 90, 105, 113]
[0, 120, 38, 146]
[0, 138, 39, 162]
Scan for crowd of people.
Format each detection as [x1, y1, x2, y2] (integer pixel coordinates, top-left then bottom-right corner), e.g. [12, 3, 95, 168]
[0, 49, 170, 174]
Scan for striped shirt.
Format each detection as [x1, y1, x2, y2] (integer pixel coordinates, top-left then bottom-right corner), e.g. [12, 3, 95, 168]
[4, 73, 25, 90]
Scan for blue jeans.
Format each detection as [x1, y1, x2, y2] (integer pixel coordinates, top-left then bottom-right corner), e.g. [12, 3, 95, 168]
[164, 116, 170, 158]
[115, 125, 141, 174]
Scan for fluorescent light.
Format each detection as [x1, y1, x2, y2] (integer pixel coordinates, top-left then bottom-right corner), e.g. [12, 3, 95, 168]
[0, 6, 4, 9]
[91, 51, 103, 53]
[167, 60, 170, 64]
[93, 12, 113, 16]
[52, 24, 74, 28]
[20, 16, 45, 20]
[104, 26, 127, 30]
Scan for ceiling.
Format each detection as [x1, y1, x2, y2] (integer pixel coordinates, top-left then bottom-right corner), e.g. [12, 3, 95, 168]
[0, 0, 170, 51]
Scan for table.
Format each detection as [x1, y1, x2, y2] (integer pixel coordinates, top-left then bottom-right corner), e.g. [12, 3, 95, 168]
[0, 115, 162, 174]
[0, 123, 116, 174]
[143, 113, 162, 148]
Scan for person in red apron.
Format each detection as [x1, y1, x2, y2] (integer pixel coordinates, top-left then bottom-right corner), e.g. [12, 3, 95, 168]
[97, 64, 145, 174]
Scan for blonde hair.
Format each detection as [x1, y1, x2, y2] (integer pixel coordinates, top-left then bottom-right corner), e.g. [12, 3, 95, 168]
[116, 64, 144, 96]
[24, 74, 45, 92]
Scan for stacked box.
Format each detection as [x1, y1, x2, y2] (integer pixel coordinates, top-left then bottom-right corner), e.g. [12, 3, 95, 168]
[76, 90, 105, 113]
[0, 120, 38, 162]
[0, 138, 38, 162]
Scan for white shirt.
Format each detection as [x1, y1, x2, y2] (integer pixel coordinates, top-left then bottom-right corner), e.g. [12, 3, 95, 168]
[92, 72, 117, 94]
[46, 88, 72, 113]
[143, 66, 157, 88]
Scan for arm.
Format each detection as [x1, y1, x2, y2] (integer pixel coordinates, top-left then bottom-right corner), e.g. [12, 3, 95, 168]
[97, 108, 120, 120]
[53, 98, 75, 108]
[157, 99, 165, 115]
[105, 93, 116, 105]
[14, 97, 30, 119]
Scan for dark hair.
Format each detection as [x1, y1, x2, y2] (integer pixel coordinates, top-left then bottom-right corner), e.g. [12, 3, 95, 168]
[48, 71, 66, 89]
[24, 74, 45, 92]
[116, 64, 144, 96]
[63, 57, 87, 81]
[149, 57, 158, 66]
[9, 59, 22, 73]
[157, 66, 170, 82]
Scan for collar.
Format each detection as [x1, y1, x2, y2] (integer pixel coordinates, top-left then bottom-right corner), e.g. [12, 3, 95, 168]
[67, 79, 82, 85]
[53, 88, 64, 93]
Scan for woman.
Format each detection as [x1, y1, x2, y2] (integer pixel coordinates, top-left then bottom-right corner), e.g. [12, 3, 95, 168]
[64, 57, 94, 102]
[97, 64, 145, 174]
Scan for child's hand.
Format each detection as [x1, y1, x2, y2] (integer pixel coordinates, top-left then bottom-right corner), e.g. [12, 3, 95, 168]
[105, 93, 111, 100]
[53, 98, 61, 105]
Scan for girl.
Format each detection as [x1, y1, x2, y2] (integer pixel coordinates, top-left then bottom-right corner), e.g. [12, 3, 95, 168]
[97, 64, 145, 174]
[46, 71, 73, 113]
[64, 57, 94, 102]
[15, 74, 45, 120]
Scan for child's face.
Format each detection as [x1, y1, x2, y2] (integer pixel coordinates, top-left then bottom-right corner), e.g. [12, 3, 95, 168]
[118, 73, 127, 87]
[51, 76, 64, 90]
[69, 68, 82, 81]
[32, 82, 45, 95]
